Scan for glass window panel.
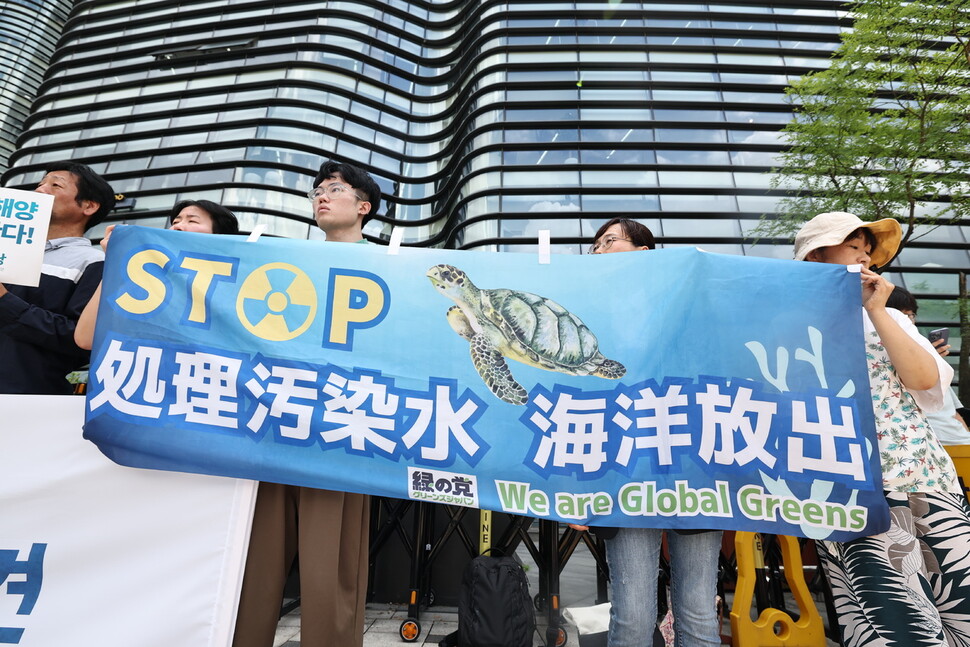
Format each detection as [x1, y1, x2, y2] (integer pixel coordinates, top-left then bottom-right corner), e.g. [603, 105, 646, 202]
[583, 193, 660, 211]
[370, 152, 401, 174]
[656, 129, 727, 143]
[115, 137, 162, 153]
[722, 91, 788, 104]
[93, 87, 139, 103]
[742, 243, 796, 260]
[505, 128, 581, 144]
[501, 194, 581, 213]
[579, 70, 646, 82]
[647, 36, 713, 46]
[660, 194, 738, 212]
[210, 127, 258, 142]
[140, 173, 188, 190]
[579, 88, 650, 101]
[896, 247, 970, 269]
[656, 150, 730, 165]
[461, 219, 500, 242]
[909, 222, 966, 243]
[171, 113, 213, 128]
[783, 56, 829, 68]
[129, 193, 179, 211]
[579, 51, 647, 63]
[125, 119, 169, 134]
[109, 177, 142, 194]
[162, 132, 208, 148]
[733, 173, 774, 188]
[779, 40, 839, 51]
[203, 147, 249, 164]
[718, 53, 784, 66]
[661, 218, 741, 237]
[725, 111, 792, 124]
[653, 89, 721, 102]
[132, 99, 179, 115]
[150, 152, 199, 168]
[219, 107, 267, 122]
[508, 70, 577, 82]
[187, 168, 234, 185]
[720, 73, 789, 85]
[502, 217, 581, 237]
[581, 128, 653, 142]
[659, 171, 733, 187]
[509, 89, 578, 102]
[916, 301, 960, 325]
[580, 108, 650, 121]
[581, 170, 657, 187]
[651, 71, 717, 83]
[504, 149, 578, 165]
[647, 18, 711, 28]
[714, 37, 781, 48]
[503, 170, 580, 187]
[728, 130, 784, 144]
[507, 108, 579, 121]
[730, 151, 780, 166]
[337, 140, 370, 162]
[581, 149, 653, 164]
[649, 51, 716, 63]
[498, 243, 583, 255]
[737, 195, 783, 212]
[900, 273, 961, 295]
[711, 18, 769, 29]
[508, 51, 578, 63]
[75, 143, 116, 157]
[180, 94, 226, 109]
[654, 109, 724, 122]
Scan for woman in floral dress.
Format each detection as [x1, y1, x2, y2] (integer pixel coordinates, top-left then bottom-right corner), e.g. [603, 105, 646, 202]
[795, 211, 970, 647]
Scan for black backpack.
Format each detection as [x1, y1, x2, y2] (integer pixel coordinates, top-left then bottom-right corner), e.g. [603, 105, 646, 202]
[440, 553, 535, 647]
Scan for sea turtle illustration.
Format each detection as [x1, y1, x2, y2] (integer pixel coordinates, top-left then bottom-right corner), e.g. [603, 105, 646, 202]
[426, 264, 626, 405]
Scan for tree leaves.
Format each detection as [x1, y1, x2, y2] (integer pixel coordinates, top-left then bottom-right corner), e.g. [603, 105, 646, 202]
[763, 0, 970, 262]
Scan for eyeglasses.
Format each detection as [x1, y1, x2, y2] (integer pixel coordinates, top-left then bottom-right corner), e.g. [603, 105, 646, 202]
[307, 184, 365, 201]
[588, 236, 632, 254]
[904, 311, 917, 322]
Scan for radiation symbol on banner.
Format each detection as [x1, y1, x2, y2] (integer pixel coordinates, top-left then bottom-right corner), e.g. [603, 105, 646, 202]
[236, 262, 317, 341]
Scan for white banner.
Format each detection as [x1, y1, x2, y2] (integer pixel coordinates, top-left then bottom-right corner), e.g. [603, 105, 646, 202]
[0, 396, 257, 647]
[0, 189, 52, 287]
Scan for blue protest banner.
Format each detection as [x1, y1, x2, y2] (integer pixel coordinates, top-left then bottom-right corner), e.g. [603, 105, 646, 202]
[84, 226, 889, 541]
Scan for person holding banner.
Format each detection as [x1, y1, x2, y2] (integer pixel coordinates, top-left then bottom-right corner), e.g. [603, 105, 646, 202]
[573, 217, 724, 647]
[794, 211, 970, 647]
[232, 160, 380, 647]
[74, 199, 240, 350]
[0, 161, 115, 394]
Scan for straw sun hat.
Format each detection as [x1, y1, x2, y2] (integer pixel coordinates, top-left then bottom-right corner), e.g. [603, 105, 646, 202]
[793, 211, 902, 269]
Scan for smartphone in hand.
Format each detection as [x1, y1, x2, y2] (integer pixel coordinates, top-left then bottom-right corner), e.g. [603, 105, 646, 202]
[928, 328, 949, 345]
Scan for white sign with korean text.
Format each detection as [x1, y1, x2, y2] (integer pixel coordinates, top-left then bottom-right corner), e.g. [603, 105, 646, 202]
[0, 395, 257, 647]
[0, 188, 52, 287]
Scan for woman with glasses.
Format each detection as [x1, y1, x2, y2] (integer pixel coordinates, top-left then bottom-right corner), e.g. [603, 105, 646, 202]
[573, 217, 724, 647]
[794, 211, 970, 647]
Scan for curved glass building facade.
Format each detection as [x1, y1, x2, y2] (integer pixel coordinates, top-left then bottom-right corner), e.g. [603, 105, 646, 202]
[1, 0, 967, 370]
[0, 0, 73, 173]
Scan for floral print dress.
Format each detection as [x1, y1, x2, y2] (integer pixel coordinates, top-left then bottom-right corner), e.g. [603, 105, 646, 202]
[817, 308, 970, 647]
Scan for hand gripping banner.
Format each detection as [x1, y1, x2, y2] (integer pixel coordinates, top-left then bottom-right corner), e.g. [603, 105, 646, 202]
[84, 226, 889, 541]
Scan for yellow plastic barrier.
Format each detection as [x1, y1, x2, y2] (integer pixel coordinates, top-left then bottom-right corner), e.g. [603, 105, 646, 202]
[945, 444, 970, 500]
[730, 532, 825, 647]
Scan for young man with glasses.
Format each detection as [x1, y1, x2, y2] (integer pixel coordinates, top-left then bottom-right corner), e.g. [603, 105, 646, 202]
[233, 160, 381, 647]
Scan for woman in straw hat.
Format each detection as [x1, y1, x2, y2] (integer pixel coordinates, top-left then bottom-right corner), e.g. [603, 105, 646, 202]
[795, 211, 970, 646]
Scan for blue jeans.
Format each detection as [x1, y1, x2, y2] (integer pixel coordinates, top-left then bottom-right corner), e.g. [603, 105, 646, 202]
[606, 528, 722, 647]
